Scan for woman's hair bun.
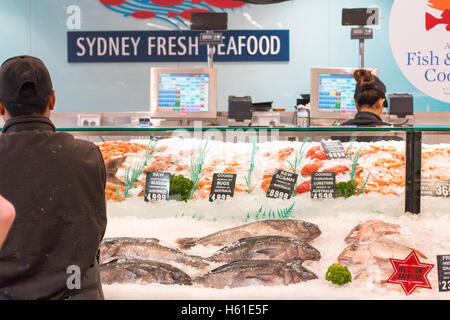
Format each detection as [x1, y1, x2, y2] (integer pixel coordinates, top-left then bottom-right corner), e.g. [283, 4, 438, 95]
[354, 69, 375, 88]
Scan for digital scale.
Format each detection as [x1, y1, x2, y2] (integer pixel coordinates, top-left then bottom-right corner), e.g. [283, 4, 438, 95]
[342, 8, 379, 68]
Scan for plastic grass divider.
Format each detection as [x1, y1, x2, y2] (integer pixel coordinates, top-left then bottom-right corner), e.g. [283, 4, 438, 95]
[115, 185, 121, 203]
[348, 140, 369, 194]
[286, 138, 311, 173]
[350, 152, 360, 182]
[245, 136, 259, 194]
[251, 202, 295, 221]
[350, 144, 367, 182]
[254, 205, 263, 220]
[286, 138, 311, 197]
[123, 138, 159, 197]
[348, 139, 355, 162]
[189, 140, 209, 199]
[358, 172, 371, 195]
[277, 202, 295, 219]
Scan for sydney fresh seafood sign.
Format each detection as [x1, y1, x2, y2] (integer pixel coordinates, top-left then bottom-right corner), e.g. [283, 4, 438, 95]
[67, 30, 289, 62]
[67, 0, 290, 62]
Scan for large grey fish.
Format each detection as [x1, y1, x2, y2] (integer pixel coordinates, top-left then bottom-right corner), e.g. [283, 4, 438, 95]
[205, 236, 321, 264]
[176, 220, 321, 250]
[100, 237, 209, 269]
[195, 260, 317, 289]
[100, 258, 192, 285]
[338, 239, 428, 267]
[344, 220, 401, 244]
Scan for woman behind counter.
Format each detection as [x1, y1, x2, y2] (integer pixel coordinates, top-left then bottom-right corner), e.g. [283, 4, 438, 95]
[342, 69, 390, 127]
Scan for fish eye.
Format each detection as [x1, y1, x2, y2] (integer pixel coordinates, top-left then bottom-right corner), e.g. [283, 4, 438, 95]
[306, 247, 313, 254]
[351, 245, 358, 251]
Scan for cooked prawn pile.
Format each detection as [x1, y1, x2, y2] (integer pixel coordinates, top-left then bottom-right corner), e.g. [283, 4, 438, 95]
[350, 145, 406, 196]
[421, 146, 450, 181]
[97, 139, 450, 201]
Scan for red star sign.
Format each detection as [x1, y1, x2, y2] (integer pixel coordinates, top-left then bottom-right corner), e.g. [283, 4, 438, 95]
[387, 250, 434, 295]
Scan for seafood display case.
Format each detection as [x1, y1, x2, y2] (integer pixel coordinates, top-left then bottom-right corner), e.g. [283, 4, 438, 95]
[64, 126, 449, 299]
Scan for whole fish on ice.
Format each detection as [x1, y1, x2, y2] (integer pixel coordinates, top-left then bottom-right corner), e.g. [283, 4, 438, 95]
[338, 239, 427, 267]
[195, 260, 317, 288]
[175, 219, 321, 249]
[100, 237, 209, 269]
[100, 258, 193, 285]
[344, 220, 401, 244]
[205, 236, 321, 264]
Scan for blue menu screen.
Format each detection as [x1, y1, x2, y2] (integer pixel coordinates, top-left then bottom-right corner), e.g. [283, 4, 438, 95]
[158, 73, 210, 112]
[318, 74, 357, 114]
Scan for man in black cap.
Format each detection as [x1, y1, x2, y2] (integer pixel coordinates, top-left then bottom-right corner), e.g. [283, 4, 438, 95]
[0, 55, 107, 300]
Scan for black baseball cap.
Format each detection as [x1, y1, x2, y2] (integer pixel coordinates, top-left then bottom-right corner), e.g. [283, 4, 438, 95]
[0, 55, 53, 105]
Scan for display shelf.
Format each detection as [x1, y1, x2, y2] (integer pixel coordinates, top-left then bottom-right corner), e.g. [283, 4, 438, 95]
[2, 122, 448, 299]
[2, 125, 448, 214]
[3, 125, 449, 133]
[55, 126, 415, 132]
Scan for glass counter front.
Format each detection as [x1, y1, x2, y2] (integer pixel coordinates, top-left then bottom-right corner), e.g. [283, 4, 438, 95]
[14, 126, 450, 299]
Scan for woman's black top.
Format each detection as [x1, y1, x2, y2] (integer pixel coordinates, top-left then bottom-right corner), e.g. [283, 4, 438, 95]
[337, 111, 402, 142]
[341, 111, 390, 126]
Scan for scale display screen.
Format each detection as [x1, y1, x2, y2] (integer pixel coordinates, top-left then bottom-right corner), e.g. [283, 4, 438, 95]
[157, 73, 210, 113]
[317, 73, 357, 114]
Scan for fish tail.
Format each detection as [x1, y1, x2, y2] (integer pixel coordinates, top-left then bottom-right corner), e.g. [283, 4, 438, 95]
[176, 237, 199, 250]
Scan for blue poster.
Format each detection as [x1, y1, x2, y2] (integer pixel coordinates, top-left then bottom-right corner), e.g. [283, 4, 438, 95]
[67, 30, 289, 63]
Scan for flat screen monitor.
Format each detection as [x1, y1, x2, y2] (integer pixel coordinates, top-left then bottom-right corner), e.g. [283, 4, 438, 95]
[150, 68, 217, 119]
[310, 67, 378, 120]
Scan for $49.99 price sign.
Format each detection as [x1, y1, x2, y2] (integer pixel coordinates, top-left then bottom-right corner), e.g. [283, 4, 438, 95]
[144, 172, 170, 201]
[209, 173, 237, 202]
[266, 170, 298, 200]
